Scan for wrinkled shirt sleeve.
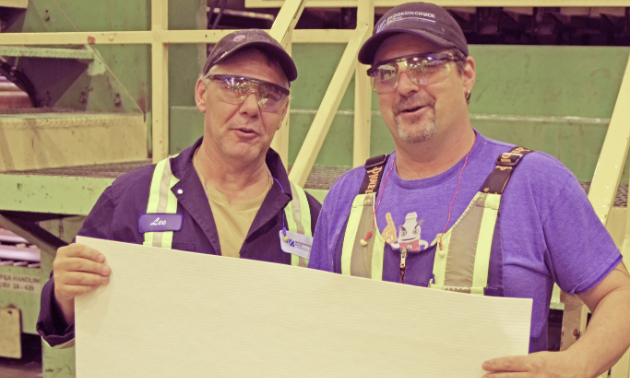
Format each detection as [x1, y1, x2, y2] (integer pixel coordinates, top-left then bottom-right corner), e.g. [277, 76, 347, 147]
[36, 186, 116, 347]
[542, 174, 622, 295]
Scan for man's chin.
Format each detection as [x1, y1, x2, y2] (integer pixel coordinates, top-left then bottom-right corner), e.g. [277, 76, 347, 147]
[395, 123, 436, 144]
[223, 144, 266, 162]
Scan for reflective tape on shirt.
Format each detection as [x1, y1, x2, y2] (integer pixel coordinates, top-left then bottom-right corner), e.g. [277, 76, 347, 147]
[286, 181, 311, 267]
[341, 194, 367, 275]
[472, 193, 501, 290]
[143, 157, 180, 249]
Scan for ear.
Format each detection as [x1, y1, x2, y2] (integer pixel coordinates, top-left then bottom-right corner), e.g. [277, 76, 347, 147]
[276, 101, 290, 130]
[462, 56, 476, 95]
[195, 78, 208, 113]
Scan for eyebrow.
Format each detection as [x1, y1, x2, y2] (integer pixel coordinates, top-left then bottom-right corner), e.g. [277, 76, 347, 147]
[375, 51, 455, 64]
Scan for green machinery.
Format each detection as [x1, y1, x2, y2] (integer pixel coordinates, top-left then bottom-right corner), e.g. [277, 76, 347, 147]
[0, 1, 629, 377]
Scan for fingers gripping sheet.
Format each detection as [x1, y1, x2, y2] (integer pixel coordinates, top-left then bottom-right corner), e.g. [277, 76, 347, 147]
[75, 236, 532, 378]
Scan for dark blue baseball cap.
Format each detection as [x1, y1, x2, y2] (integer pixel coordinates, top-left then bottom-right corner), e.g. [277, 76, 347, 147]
[203, 29, 297, 82]
[358, 2, 468, 65]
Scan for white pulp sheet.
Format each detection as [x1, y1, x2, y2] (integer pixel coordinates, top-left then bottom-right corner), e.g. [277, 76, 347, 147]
[75, 236, 532, 378]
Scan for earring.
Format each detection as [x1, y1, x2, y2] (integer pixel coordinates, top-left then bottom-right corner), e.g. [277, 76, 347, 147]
[465, 89, 471, 101]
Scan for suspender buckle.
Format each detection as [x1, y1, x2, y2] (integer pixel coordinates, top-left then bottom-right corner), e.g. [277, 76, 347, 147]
[365, 154, 388, 169]
[496, 153, 522, 167]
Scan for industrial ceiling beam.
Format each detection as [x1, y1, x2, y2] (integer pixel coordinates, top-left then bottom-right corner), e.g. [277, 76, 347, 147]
[245, 0, 630, 7]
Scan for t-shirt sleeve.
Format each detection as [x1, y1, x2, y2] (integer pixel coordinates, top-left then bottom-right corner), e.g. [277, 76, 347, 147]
[36, 185, 117, 347]
[542, 174, 622, 295]
[309, 167, 366, 272]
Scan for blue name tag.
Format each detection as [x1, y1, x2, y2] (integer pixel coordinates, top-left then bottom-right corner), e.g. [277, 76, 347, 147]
[138, 213, 183, 234]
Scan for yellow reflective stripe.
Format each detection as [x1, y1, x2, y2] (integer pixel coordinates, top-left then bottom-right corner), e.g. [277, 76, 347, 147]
[284, 192, 299, 267]
[293, 183, 312, 237]
[43, 337, 75, 350]
[285, 206, 300, 267]
[290, 255, 307, 267]
[472, 193, 501, 289]
[143, 234, 154, 247]
[431, 231, 451, 287]
[470, 287, 484, 295]
[146, 159, 166, 213]
[341, 194, 366, 275]
[288, 183, 303, 233]
[143, 157, 180, 249]
[284, 203, 297, 234]
[285, 182, 312, 267]
[143, 159, 167, 247]
[160, 172, 181, 249]
[371, 232, 385, 281]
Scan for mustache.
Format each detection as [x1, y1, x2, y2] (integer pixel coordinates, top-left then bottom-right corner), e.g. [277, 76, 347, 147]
[393, 93, 436, 116]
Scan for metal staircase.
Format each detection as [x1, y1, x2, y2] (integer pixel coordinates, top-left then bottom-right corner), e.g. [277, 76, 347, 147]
[0, 1, 150, 373]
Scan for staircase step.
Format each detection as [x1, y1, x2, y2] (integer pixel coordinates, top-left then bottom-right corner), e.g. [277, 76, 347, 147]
[0, 112, 147, 172]
[0, 46, 94, 60]
[0, 0, 27, 9]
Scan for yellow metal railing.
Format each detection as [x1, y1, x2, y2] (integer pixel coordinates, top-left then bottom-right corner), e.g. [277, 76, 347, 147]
[0, 0, 28, 8]
[247, 0, 630, 6]
[268, 0, 306, 166]
[288, 22, 371, 184]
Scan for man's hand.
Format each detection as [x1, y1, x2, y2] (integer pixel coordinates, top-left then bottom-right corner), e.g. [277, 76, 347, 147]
[484, 262, 630, 378]
[53, 243, 111, 325]
[482, 351, 587, 378]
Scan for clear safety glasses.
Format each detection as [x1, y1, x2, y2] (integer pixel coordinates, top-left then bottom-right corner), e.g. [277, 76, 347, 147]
[367, 53, 464, 94]
[206, 74, 290, 113]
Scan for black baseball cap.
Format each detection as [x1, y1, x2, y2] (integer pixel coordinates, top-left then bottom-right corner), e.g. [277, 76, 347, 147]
[358, 2, 468, 65]
[202, 29, 298, 82]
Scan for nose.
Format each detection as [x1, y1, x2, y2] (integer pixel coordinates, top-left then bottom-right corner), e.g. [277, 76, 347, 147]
[239, 90, 261, 117]
[396, 70, 420, 96]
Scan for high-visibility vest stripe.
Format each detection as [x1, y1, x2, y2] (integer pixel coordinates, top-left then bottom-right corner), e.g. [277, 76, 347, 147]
[285, 182, 311, 267]
[430, 192, 499, 295]
[143, 157, 181, 249]
[472, 193, 501, 289]
[341, 194, 368, 276]
[341, 147, 533, 296]
[161, 173, 180, 249]
[143, 157, 311, 267]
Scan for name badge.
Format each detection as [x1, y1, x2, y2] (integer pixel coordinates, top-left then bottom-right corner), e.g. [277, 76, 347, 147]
[279, 230, 313, 259]
[138, 213, 183, 233]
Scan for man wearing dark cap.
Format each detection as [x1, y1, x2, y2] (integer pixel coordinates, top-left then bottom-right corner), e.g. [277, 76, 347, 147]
[37, 30, 321, 348]
[309, 2, 630, 376]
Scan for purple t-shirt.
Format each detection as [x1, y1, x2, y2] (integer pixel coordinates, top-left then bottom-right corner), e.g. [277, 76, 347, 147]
[309, 132, 621, 351]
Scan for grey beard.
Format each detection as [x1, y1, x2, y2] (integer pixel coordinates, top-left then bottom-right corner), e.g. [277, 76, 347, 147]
[395, 113, 437, 143]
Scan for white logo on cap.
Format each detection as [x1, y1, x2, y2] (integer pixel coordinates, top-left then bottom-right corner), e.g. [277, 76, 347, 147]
[233, 35, 246, 42]
[377, 11, 436, 32]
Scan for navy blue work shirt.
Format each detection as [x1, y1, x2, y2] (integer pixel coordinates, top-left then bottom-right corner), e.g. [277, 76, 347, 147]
[37, 137, 322, 346]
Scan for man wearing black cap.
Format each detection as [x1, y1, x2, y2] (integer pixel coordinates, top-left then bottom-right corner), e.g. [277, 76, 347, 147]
[37, 30, 321, 348]
[309, 2, 630, 376]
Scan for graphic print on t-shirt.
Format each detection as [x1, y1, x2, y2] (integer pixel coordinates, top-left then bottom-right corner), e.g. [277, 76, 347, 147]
[386, 211, 429, 251]
[381, 212, 398, 243]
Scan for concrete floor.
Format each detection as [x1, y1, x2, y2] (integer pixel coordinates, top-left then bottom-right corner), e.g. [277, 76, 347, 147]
[0, 359, 42, 378]
[0, 334, 43, 378]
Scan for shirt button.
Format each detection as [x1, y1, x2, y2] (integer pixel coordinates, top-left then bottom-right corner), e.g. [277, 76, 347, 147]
[177, 189, 183, 195]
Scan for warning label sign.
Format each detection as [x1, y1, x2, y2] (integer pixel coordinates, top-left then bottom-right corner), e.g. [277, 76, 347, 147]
[0, 273, 42, 293]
